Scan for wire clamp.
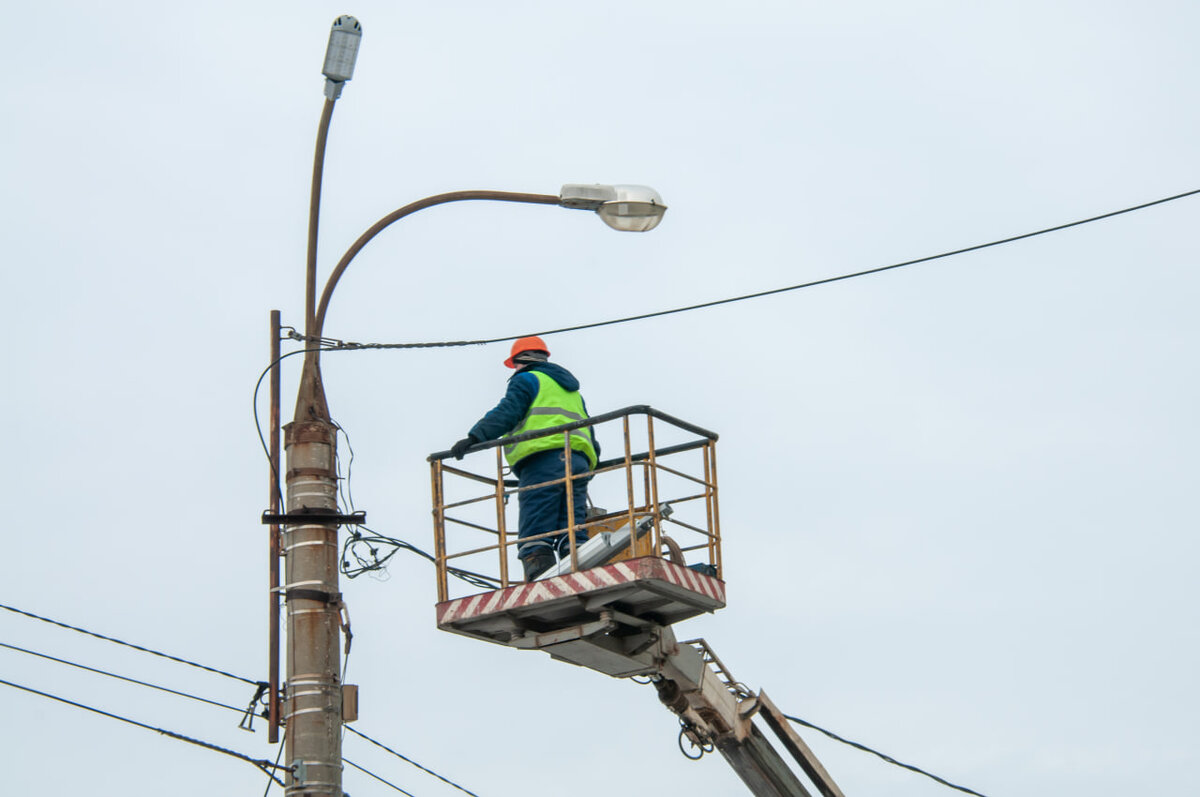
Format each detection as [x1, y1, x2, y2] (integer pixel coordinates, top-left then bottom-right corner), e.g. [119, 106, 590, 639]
[238, 682, 270, 732]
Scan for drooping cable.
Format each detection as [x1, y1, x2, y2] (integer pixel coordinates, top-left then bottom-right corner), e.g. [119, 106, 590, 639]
[346, 725, 483, 797]
[340, 525, 500, 590]
[0, 611, 477, 796]
[252, 349, 500, 590]
[333, 419, 359, 519]
[0, 677, 289, 785]
[252, 342, 316, 510]
[782, 712, 989, 797]
[0, 602, 259, 686]
[321, 418, 497, 589]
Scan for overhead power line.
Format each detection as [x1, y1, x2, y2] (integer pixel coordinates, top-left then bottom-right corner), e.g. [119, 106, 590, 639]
[0, 601, 259, 686]
[0, 641, 254, 716]
[254, 184, 1200, 529]
[0, 677, 289, 786]
[346, 725, 483, 797]
[345, 758, 419, 796]
[0, 602, 475, 797]
[254, 185, 1200, 507]
[782, 712, 989, 797]
[282, 186, 1200, 352]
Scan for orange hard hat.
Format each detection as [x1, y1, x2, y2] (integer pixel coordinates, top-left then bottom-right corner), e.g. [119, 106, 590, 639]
[504, 335, 550, 369]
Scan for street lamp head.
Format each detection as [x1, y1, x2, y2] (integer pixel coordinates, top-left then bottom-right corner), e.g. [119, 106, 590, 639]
[559, 184, 667, 232]
[323, 15, 362, 100]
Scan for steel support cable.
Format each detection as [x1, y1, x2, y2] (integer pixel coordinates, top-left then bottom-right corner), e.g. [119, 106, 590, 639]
[0, 602, 260, 686]
[344, 758, 419, 796]
[0, 677, 289, 785]
[345, 725, 483, 797]
[0, 641, 250, 715]
[283, 186, 1200, 351]
[781, 712, 989, 797]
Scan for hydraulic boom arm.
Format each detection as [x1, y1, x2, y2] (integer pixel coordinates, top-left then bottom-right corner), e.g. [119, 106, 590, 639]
[648, 631, 845, 797]
[526, 616, 843, 797]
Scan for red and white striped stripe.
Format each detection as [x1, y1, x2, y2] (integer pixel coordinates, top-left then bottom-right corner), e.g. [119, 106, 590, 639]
[436, 558, 724, 625]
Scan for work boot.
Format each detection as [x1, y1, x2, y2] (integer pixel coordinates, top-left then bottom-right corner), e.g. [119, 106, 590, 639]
[522, 550, 557, 582]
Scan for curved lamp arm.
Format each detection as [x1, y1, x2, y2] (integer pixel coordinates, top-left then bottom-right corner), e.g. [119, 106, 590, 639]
[313, 190, 560, 340]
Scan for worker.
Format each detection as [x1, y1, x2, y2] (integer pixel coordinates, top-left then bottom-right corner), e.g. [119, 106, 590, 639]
[449, 336, 599, 581]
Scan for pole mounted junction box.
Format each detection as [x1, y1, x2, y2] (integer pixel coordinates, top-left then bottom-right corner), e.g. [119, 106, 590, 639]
[342, 684, 359, 723]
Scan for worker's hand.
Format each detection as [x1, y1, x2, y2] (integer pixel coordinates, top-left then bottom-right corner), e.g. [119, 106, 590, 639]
[450, 436, 477, 460]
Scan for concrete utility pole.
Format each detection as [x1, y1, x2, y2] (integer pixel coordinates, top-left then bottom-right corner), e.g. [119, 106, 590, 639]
[282, 15, 362, 796]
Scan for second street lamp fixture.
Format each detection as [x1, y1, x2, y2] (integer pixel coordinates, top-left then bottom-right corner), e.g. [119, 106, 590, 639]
[560, 183, 668, 232]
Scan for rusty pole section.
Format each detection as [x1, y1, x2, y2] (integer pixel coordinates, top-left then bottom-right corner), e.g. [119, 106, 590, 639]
[269, 310, 282, 744]
[283, 414, 342, 795]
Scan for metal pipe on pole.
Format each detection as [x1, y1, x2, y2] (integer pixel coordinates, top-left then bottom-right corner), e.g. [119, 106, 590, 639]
[269, 309, 282, 745]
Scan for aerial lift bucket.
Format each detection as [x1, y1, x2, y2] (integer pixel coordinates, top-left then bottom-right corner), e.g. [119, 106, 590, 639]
[428, 406, 725, 653]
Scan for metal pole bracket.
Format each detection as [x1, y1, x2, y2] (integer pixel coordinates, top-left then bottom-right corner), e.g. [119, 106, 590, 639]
[261, 509, 366, 526]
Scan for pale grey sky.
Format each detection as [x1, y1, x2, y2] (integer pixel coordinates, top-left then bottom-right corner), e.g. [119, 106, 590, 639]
[2, 2, 1197, 795]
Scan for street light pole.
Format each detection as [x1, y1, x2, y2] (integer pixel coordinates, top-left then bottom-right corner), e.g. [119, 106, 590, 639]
[282, 16, 360, 796]
[279, 18, 666, 797]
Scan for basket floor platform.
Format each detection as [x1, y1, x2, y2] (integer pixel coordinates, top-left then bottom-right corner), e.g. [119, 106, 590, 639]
[436, 556, 726, 647]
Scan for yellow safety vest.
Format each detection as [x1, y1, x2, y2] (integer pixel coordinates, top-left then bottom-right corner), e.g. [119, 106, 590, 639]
[504, 371, 598, 469]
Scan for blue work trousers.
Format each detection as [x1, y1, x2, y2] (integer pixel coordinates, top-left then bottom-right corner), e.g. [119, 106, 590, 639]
[515, 449, 591, 560]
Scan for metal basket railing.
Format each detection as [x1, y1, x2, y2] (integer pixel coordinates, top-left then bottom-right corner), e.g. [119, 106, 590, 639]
[428, 405, 721, 602]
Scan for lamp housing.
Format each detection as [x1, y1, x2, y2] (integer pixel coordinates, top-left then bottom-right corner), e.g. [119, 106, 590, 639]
[323, 15, 362, 98]
[559, 184, 667, 232]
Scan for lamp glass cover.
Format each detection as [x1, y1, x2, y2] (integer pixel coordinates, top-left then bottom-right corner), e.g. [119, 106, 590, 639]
[598, 201, 666, 232]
